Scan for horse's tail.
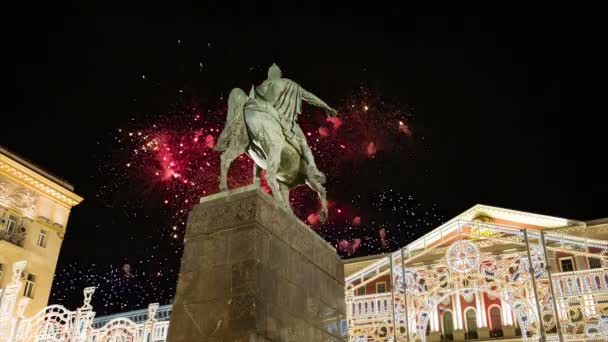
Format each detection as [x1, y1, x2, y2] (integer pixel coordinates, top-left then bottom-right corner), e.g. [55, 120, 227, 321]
[216, 88, 249, 152]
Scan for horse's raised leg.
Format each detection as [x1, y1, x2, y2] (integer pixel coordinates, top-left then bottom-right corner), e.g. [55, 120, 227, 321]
[264, 144, 288, 208]
[278, 182, 293, 214]
[219, 146, 243, 192]
[253, 163, 262, 187]
[306, 176, 328, 223]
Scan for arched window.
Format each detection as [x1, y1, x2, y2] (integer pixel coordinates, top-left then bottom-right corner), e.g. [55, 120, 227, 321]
[442, 310, 454, 338]
[489, 305, 503, 333]
[465, 308, 478, 339]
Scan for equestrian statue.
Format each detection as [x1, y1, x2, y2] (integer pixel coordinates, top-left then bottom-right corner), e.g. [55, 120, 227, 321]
[214, 63, 337, 222]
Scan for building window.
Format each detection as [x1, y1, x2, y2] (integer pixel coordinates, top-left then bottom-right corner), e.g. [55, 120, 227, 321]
[376, 281, 387, 294]
[589, 257, 602, 269]
[37, 230, 48, 248]
[442, 311, 454, 337]
[489, 306, 503, 332]
[6, 215, 17, 235]
[23, 273, 36, 298]
[356, 286, 366, 296]
[560, 257, 575, 272]
[465, 308, 478, 338]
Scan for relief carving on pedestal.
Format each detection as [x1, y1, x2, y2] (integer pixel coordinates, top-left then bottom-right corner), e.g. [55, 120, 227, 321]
[307, 297, 319, 317]
[280, 327, 296, 342]
[189, 198, 257, 233]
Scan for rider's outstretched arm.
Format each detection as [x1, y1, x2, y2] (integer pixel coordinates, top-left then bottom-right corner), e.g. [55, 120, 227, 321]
[302, 88, 334, 112]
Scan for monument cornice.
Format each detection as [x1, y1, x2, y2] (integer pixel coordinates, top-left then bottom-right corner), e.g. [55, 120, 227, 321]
[0, 153, 83, 208]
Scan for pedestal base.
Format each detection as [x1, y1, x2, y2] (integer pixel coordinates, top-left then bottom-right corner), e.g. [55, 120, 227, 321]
[427, 331, 441, 341]
[477, 327, 490, 339]
[503, 325, 517, 337]
[453, 329, 466, 341]
[166, 185, 346, 341]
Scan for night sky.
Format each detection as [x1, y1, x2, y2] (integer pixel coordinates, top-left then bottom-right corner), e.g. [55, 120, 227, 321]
[1, 15, 606, 314]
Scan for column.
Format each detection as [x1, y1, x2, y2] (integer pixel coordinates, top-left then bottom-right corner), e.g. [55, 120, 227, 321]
[428, 308, 441, 342]
[500, 297, 513, 326]
[431, 308, 440, 331]
[476, 292, 490, 338]
[452, 293, 465, 340]
[574, 251, 588, 272]
[501, 289, 516, 337]
[548, 250, 559, 274]
[454, 294, 464, 329]
[475, 291, 488, 328]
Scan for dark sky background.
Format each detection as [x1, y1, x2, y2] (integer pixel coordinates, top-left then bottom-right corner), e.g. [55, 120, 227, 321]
[1, 15, 606, 313]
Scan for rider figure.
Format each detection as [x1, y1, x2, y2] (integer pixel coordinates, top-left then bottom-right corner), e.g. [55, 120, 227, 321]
[254, 63, 337, 181]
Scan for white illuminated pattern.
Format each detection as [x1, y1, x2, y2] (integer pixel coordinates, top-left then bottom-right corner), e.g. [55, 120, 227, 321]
[586, 316, 608, 339]
[392, 266, 424, 294]
[446, 240, 480, 273]
[0, 266, 170, 342]
[345, 216, 608, 342]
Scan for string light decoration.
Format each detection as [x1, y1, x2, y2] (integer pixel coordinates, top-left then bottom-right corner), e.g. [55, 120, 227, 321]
[446, 240, 480, 273]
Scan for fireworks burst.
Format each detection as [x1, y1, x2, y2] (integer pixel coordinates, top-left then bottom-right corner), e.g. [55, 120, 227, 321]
[108, 87, 421, 237]
[51, 87, 444, 314]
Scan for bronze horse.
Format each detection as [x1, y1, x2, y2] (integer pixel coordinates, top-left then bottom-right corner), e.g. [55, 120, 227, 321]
[215, 88, 329, 222]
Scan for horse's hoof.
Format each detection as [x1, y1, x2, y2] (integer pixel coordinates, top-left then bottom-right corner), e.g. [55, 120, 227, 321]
[220, 185, 228, 192]
[319, 210, 328, 223]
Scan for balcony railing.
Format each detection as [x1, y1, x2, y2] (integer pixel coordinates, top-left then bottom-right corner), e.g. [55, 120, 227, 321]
[552, 268, 608, 297]
[349, 293, 393, 321]
[92, 304, 173, 328]
[0, 230, 24, 247]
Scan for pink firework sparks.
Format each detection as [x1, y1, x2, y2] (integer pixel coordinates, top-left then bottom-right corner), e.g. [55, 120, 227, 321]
[108, 87, 417, 246]
[53, 88, 445, 313]
[379, 227, 389, 248]
[326, 116, 343, 130]
[337, 238, 362, 255]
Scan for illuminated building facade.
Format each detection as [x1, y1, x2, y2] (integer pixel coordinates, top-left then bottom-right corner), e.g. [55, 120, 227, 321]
[344, 205, 608, 341]
[0, 146, 83, 317]
[1, 203, 608, 341]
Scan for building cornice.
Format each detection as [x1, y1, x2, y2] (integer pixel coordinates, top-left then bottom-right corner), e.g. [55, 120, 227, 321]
[550, 223, 608, 236]
[0, 153, 83, 208]
[460, 204, 582, 228]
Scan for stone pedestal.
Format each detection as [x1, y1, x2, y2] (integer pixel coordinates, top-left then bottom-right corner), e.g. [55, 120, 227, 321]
[452, 329, 466, 341]
[166, 185, 346, 341]
[502, 325, 516, 337]
[427, 331, 441, 341]
[477, 327, 490, 339]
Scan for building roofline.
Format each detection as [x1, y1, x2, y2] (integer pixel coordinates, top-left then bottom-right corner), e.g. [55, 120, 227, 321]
[0, 145, 75, 191]
[343, 253, 388, 265]
[463, 204, 585, 228]
[0, 145, 83, 207]
[345, 203, 590, 284]
[92, 304, 173, 324]
[587, 218, 608, 226]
